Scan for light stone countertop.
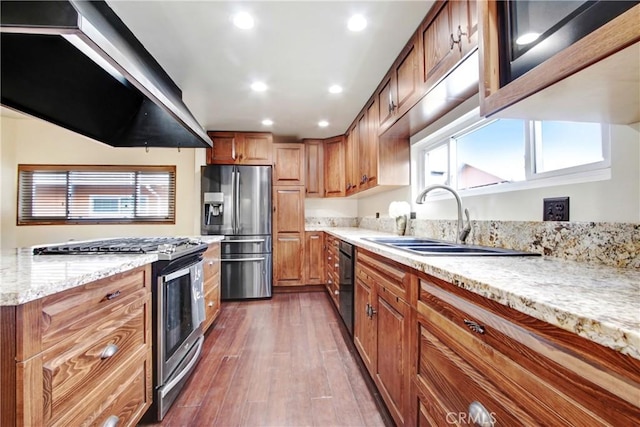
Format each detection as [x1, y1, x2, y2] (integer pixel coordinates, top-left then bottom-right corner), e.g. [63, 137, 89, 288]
[0, 236, 224, 306]
[315, 227, 640, 360]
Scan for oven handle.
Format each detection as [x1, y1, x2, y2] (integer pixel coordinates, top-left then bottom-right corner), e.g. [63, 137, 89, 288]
[159, 335, 204, 400]
[163, 264, 194, 282]
[222, 257, 266, 262]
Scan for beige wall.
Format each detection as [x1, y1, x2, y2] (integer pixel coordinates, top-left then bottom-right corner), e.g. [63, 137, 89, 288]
[0, 115, 206, 249]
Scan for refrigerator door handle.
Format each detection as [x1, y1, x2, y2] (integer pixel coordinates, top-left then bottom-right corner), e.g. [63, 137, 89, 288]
[230, 168, 237, 233]
[222, 239, 265, 243]
[234, 168, 241, 235]
[222, 257, 266, 262]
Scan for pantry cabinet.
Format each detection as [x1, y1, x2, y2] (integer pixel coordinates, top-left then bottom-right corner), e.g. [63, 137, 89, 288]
[0, 265, 152, 426]
[354, 249, 413, 427]
[413, 272, 640, 426]
[206, 132, 273, 165]
[273, 143, 305, 185]
[273, 186, 305, 287]
[202, 242, 221, 333]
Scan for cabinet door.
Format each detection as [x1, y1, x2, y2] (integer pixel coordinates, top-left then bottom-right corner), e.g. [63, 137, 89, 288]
[274, 233, 304, 286]
[354, 276, 376, 374]
[377, 73, 395, 129]
[395, 34, 420, 117]
[273, 143, 305, 185]
[421, 1, 460, 90]
[323, 136, 346, 197]
[344, 128, 358, 195]
[366, 98, 379, 188]
[375, 289, 411, 426]
[357, 113, 369, 189]
[456, 0, 478, 55]
[304, 140, 324, 197]
[241, 133, 273, 164]
[305, 232, 324, 284]
[207, 132, 238, 164]
[273, 186, 304, 234]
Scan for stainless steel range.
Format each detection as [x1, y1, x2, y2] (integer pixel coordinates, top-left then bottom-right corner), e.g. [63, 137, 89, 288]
[33, 236, 210, 421]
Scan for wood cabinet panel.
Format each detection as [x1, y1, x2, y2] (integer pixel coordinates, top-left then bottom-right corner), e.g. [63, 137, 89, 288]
[378, 74, 394, 128]
[202, 243, 221, 333]
[422, 1, 458, 90]
[273, 186, 304, 234]
[415, 274, 640, 425]
[357, 113, 369, 189]
[354, 275, 376, 371]
[323, 136, 346, 197]
[304, 139, 324, 197]
[304, 232, 324, 285]
[206, 132, 272, 165]
[274, 234, 304, 286]
[273, 143, 304, 185]
[344, 128, 358, 195]
[324, 234, 340, 307]
[395, 34, 420, 116]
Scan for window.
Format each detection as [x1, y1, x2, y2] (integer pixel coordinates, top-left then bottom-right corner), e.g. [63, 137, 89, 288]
[415, 113, 610, 195]
[18, 165, 176, 225]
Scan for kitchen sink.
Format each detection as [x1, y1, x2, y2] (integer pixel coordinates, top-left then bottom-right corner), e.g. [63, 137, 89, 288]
[362, 237, 539, 256]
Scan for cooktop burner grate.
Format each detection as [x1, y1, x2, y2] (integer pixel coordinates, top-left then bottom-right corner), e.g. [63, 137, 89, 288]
[33, 237, 192, 255]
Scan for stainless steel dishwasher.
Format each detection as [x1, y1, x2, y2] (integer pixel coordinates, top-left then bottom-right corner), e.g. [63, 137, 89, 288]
[338, 241, 354, 335]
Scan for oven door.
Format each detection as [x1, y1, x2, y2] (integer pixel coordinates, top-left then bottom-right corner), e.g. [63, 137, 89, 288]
[157, 260, 204, 384]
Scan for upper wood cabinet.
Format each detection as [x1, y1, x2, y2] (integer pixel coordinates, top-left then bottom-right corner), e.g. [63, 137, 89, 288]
[345, 126, 359, 196]
[421, 0, 477, 92]
[206, 132, 273, 165]
[323, 135, 346, 197]
[273, 143, 305, 185]
[304, 139, 324, 198]
[480, 2, 639, 123]
[378, 34, 421, 133]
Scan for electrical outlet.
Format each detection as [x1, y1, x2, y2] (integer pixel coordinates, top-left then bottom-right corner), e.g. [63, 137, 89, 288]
[410, 211, 416, 219]
[543, 197, 569, 221]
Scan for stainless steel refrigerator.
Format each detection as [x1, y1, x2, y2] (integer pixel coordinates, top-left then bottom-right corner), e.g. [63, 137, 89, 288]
[201, 165, 272, 299]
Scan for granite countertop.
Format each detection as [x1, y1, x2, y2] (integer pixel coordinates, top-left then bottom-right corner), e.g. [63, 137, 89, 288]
[0, 236, 224, 306]
[316, 227, 640, 361]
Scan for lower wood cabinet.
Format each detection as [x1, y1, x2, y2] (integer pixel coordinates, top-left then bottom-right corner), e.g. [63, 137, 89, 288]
[202, 242, 221, 333]
[354, 249, 413, 427]
[324, 233, 340, 307]
[0, 265, 153, 426]
[413, 272, 640, 426]
[304, 231, 324, 285]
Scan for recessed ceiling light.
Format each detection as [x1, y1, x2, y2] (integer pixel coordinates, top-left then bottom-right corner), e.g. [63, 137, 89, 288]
[318, 120, 329, 128]
[232, 12, 254, 30]
[251, 81, 268, 92]
[348, 14, 367, 32]
[262, 119, 273, 126]
[329, 85, 343, 94]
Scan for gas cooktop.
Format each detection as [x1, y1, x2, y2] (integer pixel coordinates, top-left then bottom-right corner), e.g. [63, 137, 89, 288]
[32, 237, 208, 261]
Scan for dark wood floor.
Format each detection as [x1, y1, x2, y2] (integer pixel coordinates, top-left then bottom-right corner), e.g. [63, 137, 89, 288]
[143, 291, 390, 426]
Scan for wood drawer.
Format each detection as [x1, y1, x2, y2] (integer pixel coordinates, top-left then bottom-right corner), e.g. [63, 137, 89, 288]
[416, 276, 640, 426]
[203, 243, 220, 280]
[356, 250, 409, 302]
[50, 349, 151, 427]
[42, 296, 148, 424]
[203, 282, 221, 332]
[41, 266, 150, 352]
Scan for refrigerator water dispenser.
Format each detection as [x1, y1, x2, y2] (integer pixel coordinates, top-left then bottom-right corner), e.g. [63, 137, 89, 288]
[204, 192, 224, 225]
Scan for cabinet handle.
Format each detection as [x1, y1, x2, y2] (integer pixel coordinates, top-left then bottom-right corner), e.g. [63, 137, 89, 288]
[334, 290, 339, 295]
[105, 290, 121, 301]
[209, 261, 214, 266]
[102, 415, 120, 427]
[463, 319, 485, 334]
[468, 401, 495, 427]
[328, 279, 332, 284]
[334, 263, 339, 268]
[208, 301, 214, 307]
[100, 343, 119, 360]
[450, 25, 466, 52]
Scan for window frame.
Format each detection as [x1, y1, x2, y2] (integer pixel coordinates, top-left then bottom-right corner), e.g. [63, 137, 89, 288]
[412, 108, 611, 202]
[17, 164, 176, 225]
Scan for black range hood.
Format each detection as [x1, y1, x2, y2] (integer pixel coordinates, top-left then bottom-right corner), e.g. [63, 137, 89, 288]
[1, 1, 211, 148]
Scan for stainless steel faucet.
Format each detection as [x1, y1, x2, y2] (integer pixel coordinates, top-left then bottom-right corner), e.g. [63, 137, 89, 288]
[415, 184, 471, 244]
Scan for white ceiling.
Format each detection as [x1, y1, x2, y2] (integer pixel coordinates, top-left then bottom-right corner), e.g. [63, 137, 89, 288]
[105, 0, 433, 139]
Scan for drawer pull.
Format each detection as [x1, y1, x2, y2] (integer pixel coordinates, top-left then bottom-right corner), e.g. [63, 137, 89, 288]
[468, 401, 495, 427]
[100, 343, 119, 359]
[463, 319, 485, 334]
[102, 415, 120, 427]
[208, 301, 214, 307]
[105, 290, 121, 301]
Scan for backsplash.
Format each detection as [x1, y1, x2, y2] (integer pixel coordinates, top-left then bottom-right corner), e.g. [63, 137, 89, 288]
[305, 217, 358, 228]
[357, 217, 640, 268]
